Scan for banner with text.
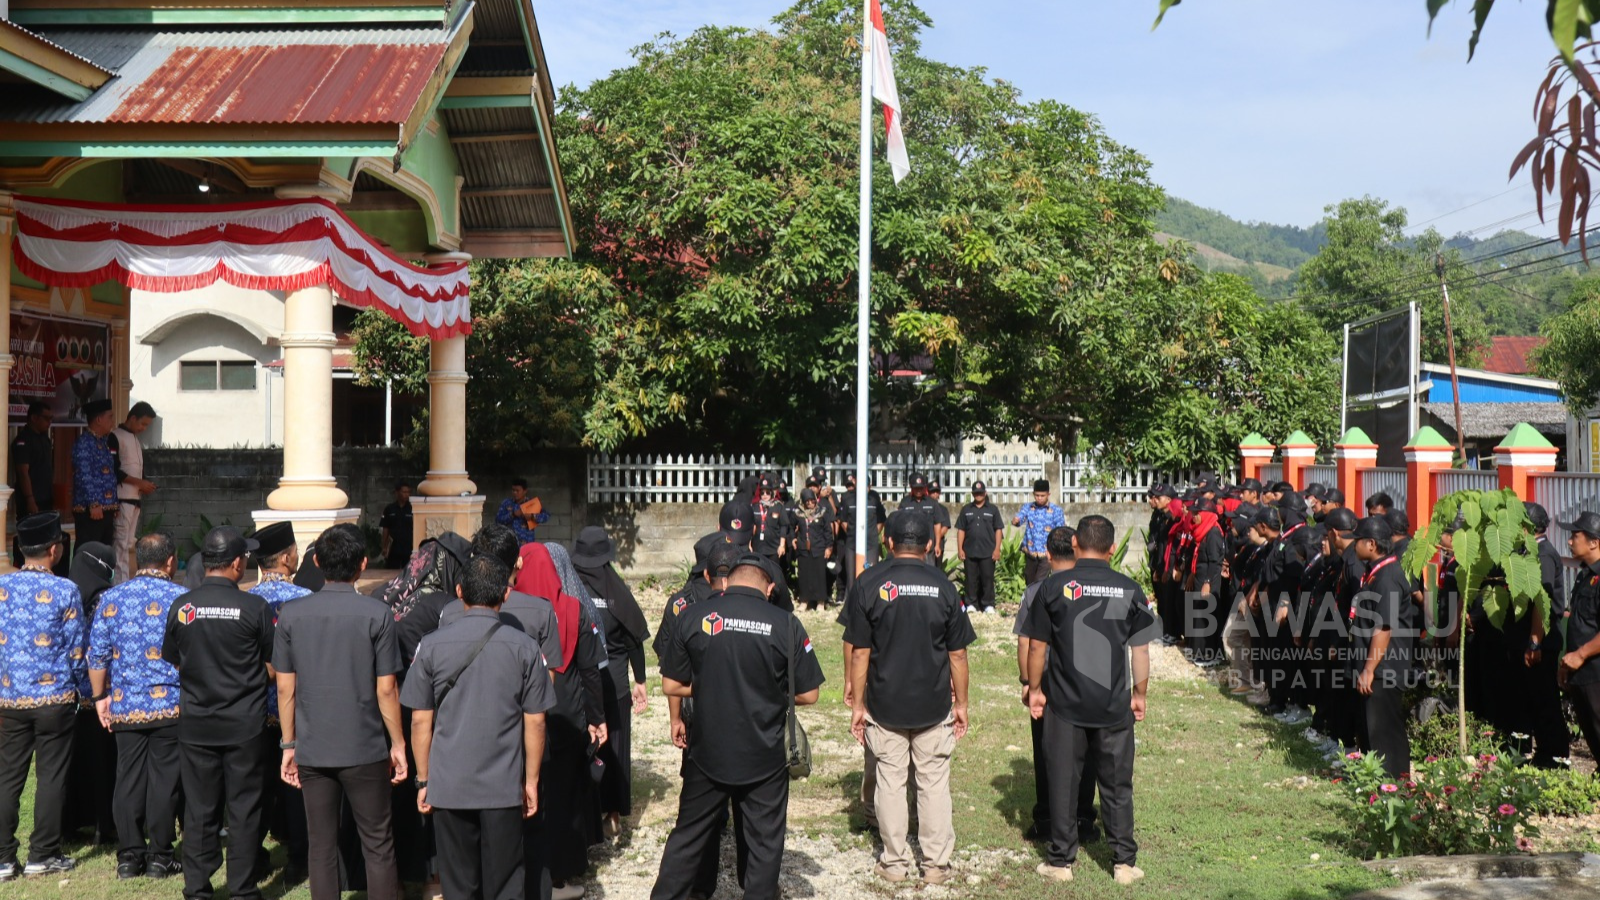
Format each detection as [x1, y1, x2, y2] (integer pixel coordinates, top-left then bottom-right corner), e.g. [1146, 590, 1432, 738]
[8, 312, 110, 427]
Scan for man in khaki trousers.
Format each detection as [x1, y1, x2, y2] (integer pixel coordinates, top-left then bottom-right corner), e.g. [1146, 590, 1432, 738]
[846, 512, 976, 886]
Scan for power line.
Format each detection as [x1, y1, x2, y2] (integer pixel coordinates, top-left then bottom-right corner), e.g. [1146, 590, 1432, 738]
[1409, 186, 1527, 229]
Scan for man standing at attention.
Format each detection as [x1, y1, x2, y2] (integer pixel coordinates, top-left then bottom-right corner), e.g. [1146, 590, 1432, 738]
[72, 398, 119, 550]
[249, 523, 312, 883]
[275, 524, 407, 900]
[956, 481, 1005, 615]
[88, 532, 185, 879]
[496, 479, 549, 545]
[163, 526, 275, 900]
[404, 555, 554, 900]
[1024, 515, 1157, 885]
[12, 401, 54, 517]
[896, 474, 945, 565]
[846, 513, 975, 887]
[380, 482, 414, 569]
[112, 402, 159, 582]
[1014, 480, 1065, 585]
[0, 513, 87, 879]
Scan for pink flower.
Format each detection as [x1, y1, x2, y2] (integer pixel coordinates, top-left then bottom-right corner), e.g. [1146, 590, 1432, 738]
[1405, 781, 1418, 790]
[1498, 804, 1517, 816]
[1481, 754, 1497, 763]
[1443, 785, 1458, 795]
[1346, 751, 1363, 760]
[1369, 794, 1379, 805]
[1517, 836, 1534, 852]
[1381, 784, 1399, 793]
[1425, 755, 1439, 763]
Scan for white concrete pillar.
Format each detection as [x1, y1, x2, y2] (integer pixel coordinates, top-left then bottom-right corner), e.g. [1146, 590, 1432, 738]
[416, 334, 476, 497]
[265, 284, 348, 511]
[0, 195, 16, 533]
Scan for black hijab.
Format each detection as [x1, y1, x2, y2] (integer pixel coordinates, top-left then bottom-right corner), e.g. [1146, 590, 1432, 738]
[70, 541, 117, 614]
[575, 562, 647, 643]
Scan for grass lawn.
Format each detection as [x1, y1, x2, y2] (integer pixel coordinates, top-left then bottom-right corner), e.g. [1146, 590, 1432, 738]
[2, 598, 1594, 899]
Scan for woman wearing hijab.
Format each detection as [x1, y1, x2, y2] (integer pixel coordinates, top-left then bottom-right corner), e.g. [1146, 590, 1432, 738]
[518, 542, 606, 900]
[64, 542, 119, 844]
[792, 488, 835, 611]
[570, 527, 649, 839]
[1186, 497, 1227, 667]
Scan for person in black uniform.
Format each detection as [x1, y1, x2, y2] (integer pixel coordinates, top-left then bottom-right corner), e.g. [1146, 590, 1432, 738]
[1144, 486, 1175, 621]
[897, 474, 945, 565]
[273, 524, 407, 900]
[403, 554, 556, 900]
[835, 474, 886, 605]
[379, 481, 414, 570]
[1186, 497, 1227, 666]
[845, 512, 975, 886]
[1557, 511, 1600, 767]
[12, 401, 54, 517]
[751, 476, 787, 570]
[689, 507, 793, 614]
[1350, 516, 1415, 778]
[955, 482, 1004, 615]
[570, 526, 650, 839]
[163, 526, 274, 900]
[1023, 516, 1158, 886]
[1524, 503, 1570, 768]
[1306, 508, 1358, 754]
[791, 489, 835, 611]
[926, 480, 952, 564]
[651, 555, 824, 900]
[1254, 507, 1310, 721]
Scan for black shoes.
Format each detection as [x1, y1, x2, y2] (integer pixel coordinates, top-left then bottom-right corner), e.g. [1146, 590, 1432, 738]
[117, 857, 145, 879]
[146, 857, 182, 879]
[23, 855, 76, 876]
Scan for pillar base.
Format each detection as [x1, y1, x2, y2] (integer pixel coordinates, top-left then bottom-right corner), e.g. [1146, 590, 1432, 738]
[265, 478, 350, 512]
[411, 495, 486, 550]
[416, 471, 478, 497]
[250, 507, 361, 560]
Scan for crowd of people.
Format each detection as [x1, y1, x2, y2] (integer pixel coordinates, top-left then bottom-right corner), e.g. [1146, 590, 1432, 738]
[3, 454, 1599, 899]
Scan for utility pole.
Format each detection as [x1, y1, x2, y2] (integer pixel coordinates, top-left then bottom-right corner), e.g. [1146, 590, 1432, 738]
[1435, 253, 1467, 465]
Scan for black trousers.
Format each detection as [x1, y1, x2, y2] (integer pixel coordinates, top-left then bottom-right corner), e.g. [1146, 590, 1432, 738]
[64, 708, 116, 842]
[651, 762, 786, 900]
[1042, 713, 1136, 869]
[1024, 555, 1051, 586]
[435, 807, 524, 900]
[74, 512, 115, 549]
[1567, 680, 1600, 769]
[261, 725, 307, 870]
[1362, 679, 1410, 778]
[0, 703, 76, 863]
[301, 760, 399, 900]
[599, 691, 633, 816]
[180, 737, 266, 900]
[1029, 714, 1097, 832]
[964, 558, 996, 610]
[113, 726, 181, 862]
[1532, 636, 1571, 765]
[797, 556, 828, 610]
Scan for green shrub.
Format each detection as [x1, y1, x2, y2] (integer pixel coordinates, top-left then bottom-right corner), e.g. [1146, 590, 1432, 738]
[1522, 764, 1600, 816]
[1340, 750, 1542, 857]
[1408, 711, 1505, 764]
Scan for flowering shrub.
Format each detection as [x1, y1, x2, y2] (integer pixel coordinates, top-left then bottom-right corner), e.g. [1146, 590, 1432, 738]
[1339, 751, 1542, 857]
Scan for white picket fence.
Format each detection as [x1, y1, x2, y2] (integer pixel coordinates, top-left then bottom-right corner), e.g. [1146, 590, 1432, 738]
[811, 453, 1047, 505]
[1059, 458, 1211, 503]
[587, 453, 776, 504]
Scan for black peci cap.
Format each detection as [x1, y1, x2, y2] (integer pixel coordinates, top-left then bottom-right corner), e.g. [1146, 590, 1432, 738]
[252, 522, 296, 560]
[1353, 516, 1394, 543]
[1559, 511, 1600, 540]
[1322, 507, 1359, 532]
[16, 511, 62, 547]
[82, 398, 113, 419]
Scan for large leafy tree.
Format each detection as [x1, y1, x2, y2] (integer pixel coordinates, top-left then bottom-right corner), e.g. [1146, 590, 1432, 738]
[359, 0, 1339, 467]
[1294, 197, 1489, 367]
[1534, 273, 1600, 412]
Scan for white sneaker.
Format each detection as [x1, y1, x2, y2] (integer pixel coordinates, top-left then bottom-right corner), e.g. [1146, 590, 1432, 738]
[1276, 705, 1309, 724]
[983, 607, 998, 615]
[551, 884, 586, 900]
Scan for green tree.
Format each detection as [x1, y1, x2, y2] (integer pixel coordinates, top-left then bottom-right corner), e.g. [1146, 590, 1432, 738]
[1534, 273, 1600, 412]
[1294, 197, 1489, 366]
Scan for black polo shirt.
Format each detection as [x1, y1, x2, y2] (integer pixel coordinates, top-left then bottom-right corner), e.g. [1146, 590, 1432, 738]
[842, 557, 975, 730]
[956, 501, 1004, 558]
[659, 586, 824, 785]
[401, 608, 556, 810]
[380, 502, 414, 567]
[11, 427, 53, 510]
[837, 489, 886, 544]
[1566, 559, 1600, 687]
[1021, 559, 1159, 728]
[896, 495, 944, 530]
[1351, 553, 1417, 681]
[272, 582, 404, 767]
[163, 576, 275, 745]
[441, 591, 562, 672]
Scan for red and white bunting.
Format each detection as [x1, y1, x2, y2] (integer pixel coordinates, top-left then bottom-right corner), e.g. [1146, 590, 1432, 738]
[869, 0, 910, 183]
[12, 195, 472, 339]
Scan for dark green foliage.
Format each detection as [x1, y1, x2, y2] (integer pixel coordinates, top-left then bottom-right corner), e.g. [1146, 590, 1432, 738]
[1156, 197, 1325, 270]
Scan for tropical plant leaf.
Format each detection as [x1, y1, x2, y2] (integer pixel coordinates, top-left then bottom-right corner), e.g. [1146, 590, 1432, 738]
[1483, 522, 1503, 565]
[1480, 490, 1504, 515]
[1403, 532, 1437, 578]
[1483, 583, 1511, 630]
[1506, 552, 1542, 604]
[1461, 500, 1483, 529]
[1453, 527, 1482, 575]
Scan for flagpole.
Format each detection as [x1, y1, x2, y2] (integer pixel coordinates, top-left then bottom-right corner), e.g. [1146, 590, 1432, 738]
[854, 1, 874, 576]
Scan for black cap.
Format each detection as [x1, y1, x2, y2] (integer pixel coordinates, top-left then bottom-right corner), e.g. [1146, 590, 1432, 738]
[909, 473, 930, 489]
[805, 476, 822, 488]
[1304, 483, 1328, 500]
[1280, 491, 1308, 514]
[706, 542, 743, 577]
[16, 511, 62, 548]
[1384, 508, 1410, 536]
[811, 466, 827, 481]
[252, 522, 296, 560]
[800, 487, 818, 503]
[1252, 507, 1284, 531]
[1192, 497, 1217, 513]
[1524, 501, 1550, 533]
[1353, 516, 1394, 543]
[1239, 477, 1263, 492]
[1234, 501, 1261, 522]
[1324, 488, 1346, 505]
[1181, 488, 1199, 502]
[82, 398, 113, 419]
[204, 526, 258, 564]
[730, 553, 772, 580]
[929, 479, 942, 493]
[1196, 473, 1218, 491]
[971, 480, 987, 495]
[1559, 511, 1600, 540]
[889, 510, 932, 546]
[1323, 507, 1359, 532]
[844, 473, 858, 488]
[571, 525, 616, 568]
[1271, 481, 1295, 495]
[758, 474, 776, 491]
[1152, 484, 1177, 499]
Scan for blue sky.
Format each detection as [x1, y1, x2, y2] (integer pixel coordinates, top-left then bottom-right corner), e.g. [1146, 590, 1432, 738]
[537, 1, 1560, 237]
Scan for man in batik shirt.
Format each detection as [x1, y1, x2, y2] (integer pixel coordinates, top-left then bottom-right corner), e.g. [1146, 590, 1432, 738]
[71, 399, 118, 549]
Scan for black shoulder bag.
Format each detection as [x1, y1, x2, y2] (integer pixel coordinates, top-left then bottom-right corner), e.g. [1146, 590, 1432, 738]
[435, 622, 503, 710]
[783, 615, 812, 779]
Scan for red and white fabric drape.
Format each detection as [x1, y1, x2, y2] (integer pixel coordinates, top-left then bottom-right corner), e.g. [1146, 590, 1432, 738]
[12, 195, 471, 339]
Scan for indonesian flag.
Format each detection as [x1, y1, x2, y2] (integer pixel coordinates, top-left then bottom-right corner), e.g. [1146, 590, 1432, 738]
[869, 0, 910, 183]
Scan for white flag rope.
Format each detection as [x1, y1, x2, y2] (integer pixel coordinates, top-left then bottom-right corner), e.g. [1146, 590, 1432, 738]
[13, 195, 472, 339]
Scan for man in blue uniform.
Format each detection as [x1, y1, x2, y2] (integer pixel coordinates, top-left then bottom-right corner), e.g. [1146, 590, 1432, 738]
[0, 512, 87, 879]
[88, 532, 185, 879]
[1013, 480, 1066, 585]
[71, 398, 119, 549]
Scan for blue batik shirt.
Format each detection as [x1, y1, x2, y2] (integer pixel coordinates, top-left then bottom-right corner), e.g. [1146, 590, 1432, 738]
[72, 430, 117, 511]
[1015, 501, 1067, 554]
[496, 498, 550, 545]
[87, 572, 184, 728]
[0, 568, 89, 709]
[250, 574, 312, 721]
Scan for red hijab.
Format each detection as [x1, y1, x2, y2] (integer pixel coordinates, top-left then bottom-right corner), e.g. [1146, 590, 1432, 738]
[516, 543, 582, 675]
[1189, 506, 1220, 572]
